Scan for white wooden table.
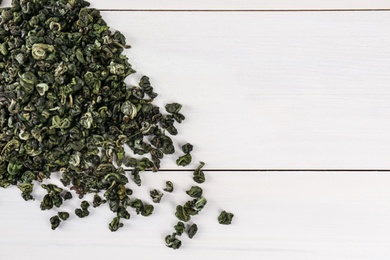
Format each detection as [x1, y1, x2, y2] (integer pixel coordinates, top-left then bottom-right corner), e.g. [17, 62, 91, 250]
[1, 1, 390, 259]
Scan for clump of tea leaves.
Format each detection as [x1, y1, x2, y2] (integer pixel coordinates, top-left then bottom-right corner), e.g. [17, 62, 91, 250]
[0, 0, 233, 249]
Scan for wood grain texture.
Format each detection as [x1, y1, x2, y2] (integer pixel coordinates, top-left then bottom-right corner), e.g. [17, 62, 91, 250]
[1, 171, 390, 260]
[99, 11, 390, 169]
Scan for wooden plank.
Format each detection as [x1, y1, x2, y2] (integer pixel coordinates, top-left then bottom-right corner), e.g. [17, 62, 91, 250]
[1, 7, 389, 169]
[91, 0, 390, 11]
[102, 11, 390, 169]
[1, 171, 390, 259]
[2, 0, 390, 10]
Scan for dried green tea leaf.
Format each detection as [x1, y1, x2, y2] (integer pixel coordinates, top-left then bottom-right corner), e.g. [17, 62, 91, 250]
[176, 143, 193, 166]
[163, 181, 174, 192]
[165, 233, 182, 250]
[61, 191, 73, 201]
[165, 103, 182, 114]
[181, 143, 193, 154]
[109, 217, 124, 232]
[17, 183, 34, 201]
[187, 223, 198, 239]
[186, 186, 203, 198]
[218, 210, 234, 225]
[175, 205, 191, 222]
[80, 201, 90, 210]
[141, 204, 154, 217]
[124, 158, 138, 168]
[176, 153, 192, 167]
[92, 194, 107, 208]
[174, 221, 185, 236]
[193, 162, 206, 183]
[165, 103, 185, 124]
[117, 207, 131, 219]
[50, 216, 61, 230]
[40, 184, 64, 210]
[184, 197, 208, 216]
[150, 189, 164, 203]
[75, 208, 90, 218]
[58, 212, 70, 221]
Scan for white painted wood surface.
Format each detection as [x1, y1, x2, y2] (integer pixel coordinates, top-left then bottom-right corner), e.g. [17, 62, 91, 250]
[2, 0, 390, 10]
[82, 0, 390, 10]
[105, 11, 390, 169]
[1, 1, 390, 259]
[2, 172, 390, 259]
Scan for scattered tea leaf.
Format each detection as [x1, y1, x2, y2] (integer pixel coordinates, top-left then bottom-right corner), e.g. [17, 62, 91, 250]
[187, 223, 198, 239]
[218, 210, 234, 225]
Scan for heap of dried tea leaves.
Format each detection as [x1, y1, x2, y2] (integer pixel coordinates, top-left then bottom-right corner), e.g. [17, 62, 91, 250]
[0, 0, 233, 249]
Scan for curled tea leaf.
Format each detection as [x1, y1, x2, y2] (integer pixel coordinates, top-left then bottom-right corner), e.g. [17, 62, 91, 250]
[165, 103, 185, 123]
[75, 209, 86, 218]
[174, 221, 185, 236]
[36, 83, 49, 96]
[165, 103, 182, 114]
[40, 184, 64, 210]
[187, 223, 198, 239]
[50, 216, 61, 230]
[58, 212, 70, 221]
[117, 207, 131, 219]
[193, 162, 206, 184]
[151, 134, 175, 155]
[163, 181, 174, 192]
[218, 210, 234, 225]
[7, 161, 23, 175]
[31, 43, 54, 60]
[124, 157, 138, 168]
[175, 205, 191, 222]
[186, 186, 203, 198]
[109, 217, 124, 232]
[165, 233, 182, 250]
[93, 194, 107, 208]
[176, 153, 192, 167]
[129, 199, 153, 216]
[79, 112, 93, 129]
[17, 183, 34, 201]
[81, 201, 90, 211]
[181, 143, 193, 154]
[184, 197, 207, 216]
[129, 199, 144, 214]
[75, 202, 90, 218]
[61, 191, 72, 201]
[121, 101, 137, 119]
[141, 204, 154, 217]
[150, 189, 164, 203]
[176, 143, 193, 167]
[139, 157, 154, 171]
